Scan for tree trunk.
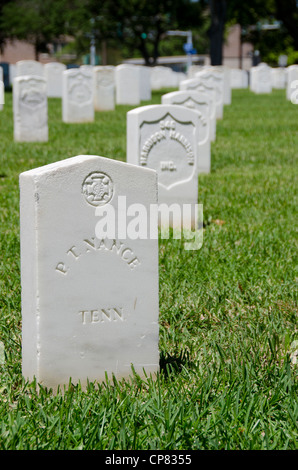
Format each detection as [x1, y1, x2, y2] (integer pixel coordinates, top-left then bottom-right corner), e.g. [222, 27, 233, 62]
[152, 29, 161, 67]
[138, 33, 161, 66]
[275, 0, 298, 50]
[139, 36, 151, 66]
[209, 0, 227, 66]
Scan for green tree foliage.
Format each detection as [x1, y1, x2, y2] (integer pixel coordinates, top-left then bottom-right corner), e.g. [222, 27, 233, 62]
[0, 0, 207, 65]
[226, 0, 275, 28]
[0, 0, 297, 66]
[274, 0, 298, 50]
[226, 0, 298, 65]
[0, 0, 73, 59]
[107, 0, 206, 65]
[63, 0, 120, 56]
[0, 0, 14, 52]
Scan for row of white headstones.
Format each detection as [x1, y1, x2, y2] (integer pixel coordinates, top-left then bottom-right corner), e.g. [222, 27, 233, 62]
[8, 62, 186, 141]
[0, 60, 291, 117]
[15, 60, 297, 391]
[2, 60, 297, 139]
[249, 62, 298, 97]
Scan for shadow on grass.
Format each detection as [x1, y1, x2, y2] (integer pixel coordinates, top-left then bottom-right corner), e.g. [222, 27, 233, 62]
[160, 349, 195, 378]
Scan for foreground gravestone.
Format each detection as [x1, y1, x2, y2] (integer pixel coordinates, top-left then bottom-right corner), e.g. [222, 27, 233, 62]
[115, 64, 141, 105]
[62, 68, 94, 123]
[13, 75, 48, 142]
[161, 90, 211, 173]
[93, 66, 115, 111]
[44, 62, 66, 97]
[126, 105, 199, 227]
[20, 154, 159, 391]
[180, 78, 216, 142]
[16, 60, 44, 78]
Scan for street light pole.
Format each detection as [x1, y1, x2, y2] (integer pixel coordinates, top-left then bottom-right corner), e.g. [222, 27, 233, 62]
[186, 31, 193, 71]
[166, 30, 193, 72]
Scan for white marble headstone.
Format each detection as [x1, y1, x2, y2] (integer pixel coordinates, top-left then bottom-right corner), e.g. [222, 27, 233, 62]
[44, 62, 66, 98]
[187, 65, 203, 79]
[249, 67, 257, 93]
[205, 66, 231, 104]
[230, 69, 248, 89]
[180, 78, 216, 142]
[161, 90, 211, 173]
[139, 66, 152, 101]
[150, 66, 180, 90]
[16, 60, 44, 78]
[20, 155, 159, 391]
[271, 68, 286, 89]
[62, 68, 94, 123]
[166, 69, 180, 88]
[9, 64, 16, 87]
[13, 75, 48, 142]
[126, 104, 199, 226]
[250, 63, 272, 94]
[115, 64, 141, 105]
[150, 66, 171, 90]
[196, 69, 224, 119]
[286, 65, 298, 101]
[219, 66, 231, 105]
[216, 65, 232, 105]
[81, 65, 94, 73]
[93, 66, 115, 111]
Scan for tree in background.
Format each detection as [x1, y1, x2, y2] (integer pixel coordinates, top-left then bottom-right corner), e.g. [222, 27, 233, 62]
[0, 0, 297, 66]
[0, 0, 72, 60]
[108, 0, 206, 66]
[60, 0, 121, 64]
[0, 0, 205, 66]
[208, 0, 226, 65]
[274, 0, 298, 51]
[209, 0, 298, 66]
[0, 0, 12, 53]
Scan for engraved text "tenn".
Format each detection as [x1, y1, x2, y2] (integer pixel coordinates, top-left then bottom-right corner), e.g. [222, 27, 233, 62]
[79, 307, 125, 324]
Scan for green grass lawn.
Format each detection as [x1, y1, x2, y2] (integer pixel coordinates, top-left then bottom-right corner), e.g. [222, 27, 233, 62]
[0, 87, 297, 450]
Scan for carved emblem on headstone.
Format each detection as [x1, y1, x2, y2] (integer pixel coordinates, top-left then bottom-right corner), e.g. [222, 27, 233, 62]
[82, 172, 113, 206]
[68, 72, 92, 105]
